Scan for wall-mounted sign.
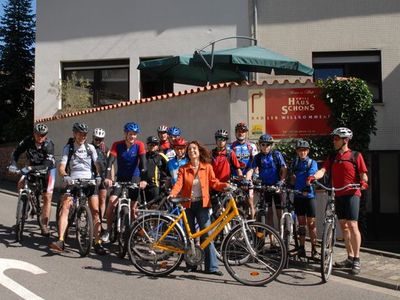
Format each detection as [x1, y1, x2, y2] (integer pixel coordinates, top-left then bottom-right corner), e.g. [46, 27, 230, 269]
[248, 88, 331, 139]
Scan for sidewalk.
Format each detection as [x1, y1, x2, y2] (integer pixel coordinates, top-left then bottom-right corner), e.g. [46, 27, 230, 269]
[1, 179, 399, 290]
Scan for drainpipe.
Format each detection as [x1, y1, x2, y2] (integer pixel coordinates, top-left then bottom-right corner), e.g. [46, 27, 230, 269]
[251, 0, 258, 82]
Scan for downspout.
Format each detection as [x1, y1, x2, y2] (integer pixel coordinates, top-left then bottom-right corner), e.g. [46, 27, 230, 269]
[251, 0, 258, 82]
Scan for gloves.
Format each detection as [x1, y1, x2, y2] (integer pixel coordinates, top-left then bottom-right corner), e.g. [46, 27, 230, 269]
[276, 180, 285, 188]
[360, 180, 369, 190]
[63, 176, 73, 186]
[8, 165, 18, 174]
[21, 166, 32, 174]
[306, 175, 316, 185]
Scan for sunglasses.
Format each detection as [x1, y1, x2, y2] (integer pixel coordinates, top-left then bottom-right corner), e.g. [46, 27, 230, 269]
[260, 143, 272, 147]
[216, 137, 228, 142]
[94, 138, 103, 142]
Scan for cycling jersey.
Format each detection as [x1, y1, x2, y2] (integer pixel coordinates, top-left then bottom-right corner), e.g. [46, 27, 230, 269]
[165, 148, 176, 161]
[160, 140, 171, 153]
[146, 151, 169, 187]
[12, 136, 55, 170]
[109, 140, 146, 181]
[60, 142, 98, 180]
[292, 156, 318, 199]
[322, 149, 367, 197]
[92, 143, 109, 178]
[168, 156, 189, 184]
[251, 151, 286, 185]
[230, 141, 258, 174]
[211, 148, 241, 182]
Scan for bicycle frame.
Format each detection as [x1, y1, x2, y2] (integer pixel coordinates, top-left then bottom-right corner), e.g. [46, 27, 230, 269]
[154, 195, 241, 254]
[116, 185, 132, 233]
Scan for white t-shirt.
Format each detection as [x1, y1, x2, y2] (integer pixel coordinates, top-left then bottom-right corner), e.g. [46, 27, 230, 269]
[60, 142, 98, 179]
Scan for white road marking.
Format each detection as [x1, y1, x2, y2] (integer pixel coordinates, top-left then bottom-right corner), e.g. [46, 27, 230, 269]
[0, 258, 46, 300]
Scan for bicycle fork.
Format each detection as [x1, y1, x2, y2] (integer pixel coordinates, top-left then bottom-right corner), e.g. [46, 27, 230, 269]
[117, 198, 131, 233]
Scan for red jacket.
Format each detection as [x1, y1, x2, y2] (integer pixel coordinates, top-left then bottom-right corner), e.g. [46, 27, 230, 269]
[170, 162, 228, 208]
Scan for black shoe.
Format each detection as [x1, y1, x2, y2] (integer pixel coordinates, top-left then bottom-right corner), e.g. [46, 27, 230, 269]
[205, 270, 223, 276]
[311, 247, 320, 261]
[351, 260, 361, 275]
[94, 243, 107, 255]
[184, 265, 198, 273]
[40, 225, 50, 237]
[297, 246, 306, 258]
[49, 240, 65, 252]
[334, 258, 353, 268]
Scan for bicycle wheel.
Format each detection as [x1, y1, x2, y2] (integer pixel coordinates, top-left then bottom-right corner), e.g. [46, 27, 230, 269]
[222, 221, 286, 286]
[281, 214, 292, 267]
[321, 221, 335, 282]
[75, 204, 93, 257]
[34, 193, 44, 228]
[116, 206, 130, 258]
[15, 194, 28, 242]
[128, 214, 185, 276]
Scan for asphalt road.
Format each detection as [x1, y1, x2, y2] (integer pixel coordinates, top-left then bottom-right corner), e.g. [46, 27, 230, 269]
[0, 192, 399, 300]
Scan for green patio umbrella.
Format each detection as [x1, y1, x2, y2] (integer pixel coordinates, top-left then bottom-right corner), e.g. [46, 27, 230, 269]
[137, 55, 247, 86]
[193, 45, 314, 76]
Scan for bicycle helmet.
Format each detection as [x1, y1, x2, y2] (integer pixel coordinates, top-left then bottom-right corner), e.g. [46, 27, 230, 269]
[167, 126, 181, 137]
[331, 127, 353, 139]
[93, 128, 106, 139]
[259, 134, 274, 143]
[235, 122, 248, 132]
[173, 137, 187, 147]
[296, 140, 310, 149]
[72, 122, 89, 133]
[33, 123, 48, 135]
[157, 125, 168, 133]
[147, 136, 159, 144]
[124, 122, 140, 133]
[215, 129, 229, 139]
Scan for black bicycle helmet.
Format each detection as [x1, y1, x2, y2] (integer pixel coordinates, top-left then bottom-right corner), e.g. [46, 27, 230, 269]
[215, 129, 229, 139]
[34, 123, 49, 135]
[147, 136, 159, 144]
[296, 140, 310, 149]
[235, 122, 248, 132]
[72, 122, 89, 133]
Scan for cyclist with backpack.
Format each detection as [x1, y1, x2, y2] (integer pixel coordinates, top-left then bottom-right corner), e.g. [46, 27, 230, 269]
[307, 127, 368, 275]
[102, 122, 147, 243]
[8, 123, 56, 237]
[230, 122, 258, 218]
[91, 128, 109, 237]
[289, 140, 318, 258]
[49, 122, 105, 254]
[246, 133, 287, 228]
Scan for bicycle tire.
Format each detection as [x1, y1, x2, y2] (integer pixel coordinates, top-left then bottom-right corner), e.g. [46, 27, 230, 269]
[127, 214, 185, 276]
[75, 204, 93, 257]
[281, 214, 292, 267]
[116, 206, 130, 259]
[321, 221, 335, 283]
[34, 193, 44, 229]
[15, 194, 28, 242]
[109, 208, 118, 244]
[222, 221, 286, 286]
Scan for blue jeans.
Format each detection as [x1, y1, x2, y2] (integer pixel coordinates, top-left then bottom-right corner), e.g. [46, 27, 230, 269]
[186, 201, 219, 272]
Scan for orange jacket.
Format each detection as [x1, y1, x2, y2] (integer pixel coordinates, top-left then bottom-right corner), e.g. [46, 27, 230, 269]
[170, 162, 228, 208]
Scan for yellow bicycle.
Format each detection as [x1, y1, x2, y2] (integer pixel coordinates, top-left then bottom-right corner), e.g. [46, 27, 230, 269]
[127, 186, 286, 286]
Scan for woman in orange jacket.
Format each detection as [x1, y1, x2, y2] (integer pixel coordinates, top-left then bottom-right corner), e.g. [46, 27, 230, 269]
[169, 140, 229, 276]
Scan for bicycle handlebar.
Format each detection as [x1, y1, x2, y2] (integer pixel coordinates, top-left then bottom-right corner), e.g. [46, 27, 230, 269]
[113, 182, 139, 189]
[313, 180, 360, 192]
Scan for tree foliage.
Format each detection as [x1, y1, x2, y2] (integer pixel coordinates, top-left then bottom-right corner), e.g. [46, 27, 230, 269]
[275, 77, 377, 162]
[0, 0, 35, 142]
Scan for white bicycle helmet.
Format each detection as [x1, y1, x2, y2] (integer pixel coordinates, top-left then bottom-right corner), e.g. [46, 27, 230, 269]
[331, 127, 353, 139]
[157, 125, 168, 133]
[93, 128, 106, 138]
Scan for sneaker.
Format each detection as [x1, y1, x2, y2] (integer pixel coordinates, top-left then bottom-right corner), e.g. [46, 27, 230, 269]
[297, 246, 306, 258]
[184, 265, 198, 273]
[40, 225, 50, 237]
[334, 258, 353, 268]
[49, 240, 65, 252]
[94, 243, 107, 255]
[101, 231, 110, 243]
[311, 247, 320, 261]
[205, 270, 224, 276]
[351, 260, 361, 275]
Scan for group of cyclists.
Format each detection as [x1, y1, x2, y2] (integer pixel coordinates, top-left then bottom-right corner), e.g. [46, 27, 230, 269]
[8, 120, 368, 276]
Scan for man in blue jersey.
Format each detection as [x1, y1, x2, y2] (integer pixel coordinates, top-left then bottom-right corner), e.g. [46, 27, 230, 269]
[102, 122, 147, 243]
[230, 122, 258, 218]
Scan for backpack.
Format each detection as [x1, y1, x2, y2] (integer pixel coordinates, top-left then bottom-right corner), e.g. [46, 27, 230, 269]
[65, 137, 95, 174]
[325, 150, 360, 184]
[290, 157, 312, 175]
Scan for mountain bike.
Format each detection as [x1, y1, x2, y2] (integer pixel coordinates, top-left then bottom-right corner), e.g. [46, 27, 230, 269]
[313, 180, 360, 283]
[127, 185, 286, 286]
[253, 182, 280, 226]
[12, 167, 47, 242]
[109, 182, 138, 258]
[58, 179, 96, 256]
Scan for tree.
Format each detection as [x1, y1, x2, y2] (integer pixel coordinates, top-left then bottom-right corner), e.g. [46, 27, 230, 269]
[0, 0, 35, 143]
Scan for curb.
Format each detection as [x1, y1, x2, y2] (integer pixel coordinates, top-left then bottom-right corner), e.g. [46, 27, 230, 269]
[335, 241, 400, 260]
[0, 188, 18, 197]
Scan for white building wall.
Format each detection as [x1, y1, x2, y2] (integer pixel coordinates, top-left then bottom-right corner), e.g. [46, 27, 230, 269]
[256, 0, 400, 151]
[35, 0, 251, 119]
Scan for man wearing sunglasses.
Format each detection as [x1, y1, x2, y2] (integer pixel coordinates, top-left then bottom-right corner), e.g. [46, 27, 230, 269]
[307, 127, 368, 275]
[8, 123, 56, 237]
[167, 137, 188, 184]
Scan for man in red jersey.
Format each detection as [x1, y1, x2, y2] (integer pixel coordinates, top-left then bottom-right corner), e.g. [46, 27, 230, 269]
[307, 127, 368, 275]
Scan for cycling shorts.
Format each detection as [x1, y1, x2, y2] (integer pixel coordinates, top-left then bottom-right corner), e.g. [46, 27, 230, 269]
[294, 196, 316, 218]
[64, 184, 98, 198]
[335, 195, 360, 221]
[264, 191, 282, 209]
[98, 179, 107, 191]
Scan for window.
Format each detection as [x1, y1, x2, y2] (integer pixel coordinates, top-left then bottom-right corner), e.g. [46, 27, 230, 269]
[139, 57, 173, 98]
[62, 59, 129, 106]
[313, 51, 382, 103]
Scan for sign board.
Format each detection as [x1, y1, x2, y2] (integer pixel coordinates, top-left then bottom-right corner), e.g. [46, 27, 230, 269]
[248, 88, 331, 139]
